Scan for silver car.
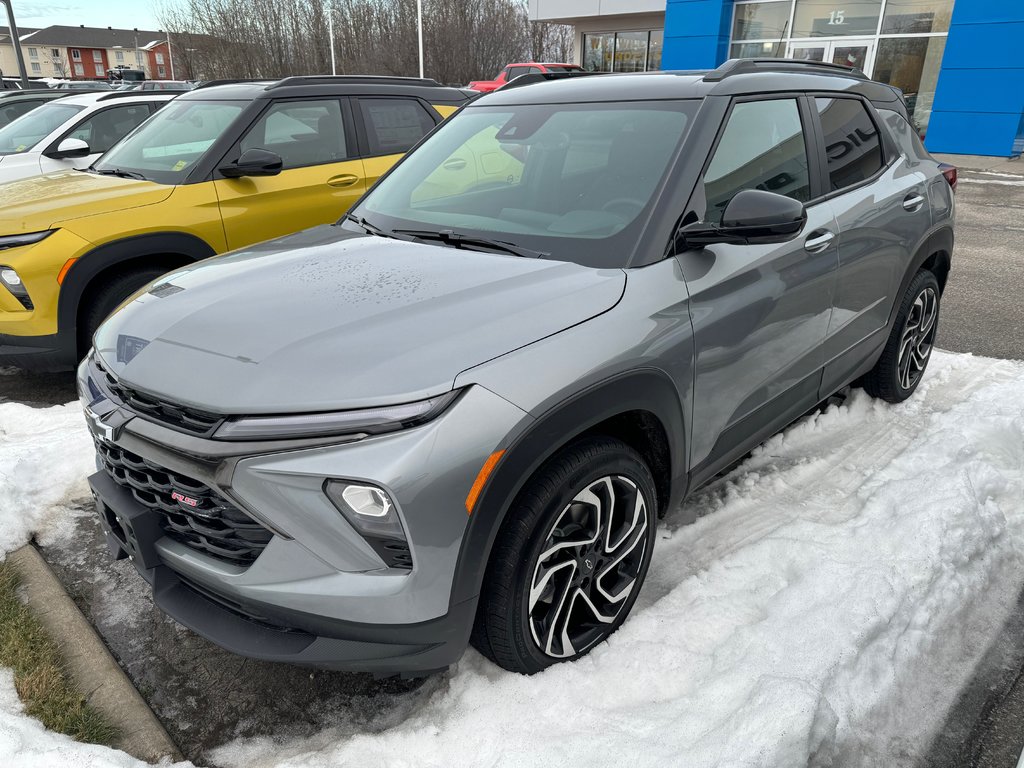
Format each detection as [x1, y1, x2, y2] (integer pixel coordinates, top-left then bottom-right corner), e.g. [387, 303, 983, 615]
[78, 60, 955, 675]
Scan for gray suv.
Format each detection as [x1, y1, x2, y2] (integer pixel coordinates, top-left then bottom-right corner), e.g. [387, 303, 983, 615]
[78, 59, 954, 676]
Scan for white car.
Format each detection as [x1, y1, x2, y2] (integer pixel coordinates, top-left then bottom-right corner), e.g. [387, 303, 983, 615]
[0, 91, 182, 184]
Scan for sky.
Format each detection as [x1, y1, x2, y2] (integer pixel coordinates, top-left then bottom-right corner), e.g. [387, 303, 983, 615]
[7, 1, 163, 32]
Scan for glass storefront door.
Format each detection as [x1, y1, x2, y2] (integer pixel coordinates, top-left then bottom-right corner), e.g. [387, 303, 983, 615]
[788, 38, 874, 73]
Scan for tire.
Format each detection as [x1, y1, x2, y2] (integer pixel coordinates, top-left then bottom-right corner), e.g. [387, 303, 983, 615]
[862, 269, 941, 403]
[78, 268, 169, 356]
[472, 437, 658, 674]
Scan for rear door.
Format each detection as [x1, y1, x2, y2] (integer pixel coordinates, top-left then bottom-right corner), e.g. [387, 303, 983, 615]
[811, 95, 927, 395]
[355, 96, 440, 188]
[213, 96, 364, 249]
[681, 95, 839, 484]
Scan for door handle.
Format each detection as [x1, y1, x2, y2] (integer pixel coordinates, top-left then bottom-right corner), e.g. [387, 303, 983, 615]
[327, 174, 359, 188]
[442, 157, 467, 171]
[804, 230, 835, 254]
[903, 193, 925, 212]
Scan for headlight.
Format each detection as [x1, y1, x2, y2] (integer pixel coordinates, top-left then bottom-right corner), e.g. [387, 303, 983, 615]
[0, 230, 54, 250]
[212, 390, 460, 441]
[0, 265, 31, 309]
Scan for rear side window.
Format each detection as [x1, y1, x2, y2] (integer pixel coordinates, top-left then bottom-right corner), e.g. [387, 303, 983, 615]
[703, 98, 811, 224]
[815, 97, 885, 192]
[878, 108, 930, 167]
[360, 98, 435, 156]
[506, 66, 530, 80]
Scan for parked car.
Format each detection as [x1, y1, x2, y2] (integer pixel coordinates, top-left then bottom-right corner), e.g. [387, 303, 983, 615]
[0, 75, 474, 371]
[77, 60, 955, 676]
[0, 91, 183, 185]
[136, 80, 196, 91]
[0, 89, 91, 129]
[54, 81, 113, 90]
[467, 62, 583, 92]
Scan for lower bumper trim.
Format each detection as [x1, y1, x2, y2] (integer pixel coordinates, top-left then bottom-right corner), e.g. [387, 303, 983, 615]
[0, 331, 75, 371]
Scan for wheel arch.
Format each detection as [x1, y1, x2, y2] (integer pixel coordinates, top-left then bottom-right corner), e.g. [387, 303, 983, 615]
[449, 369, 688, 607]
[58, 232, 216, 355]
[887, 224, 953, 330]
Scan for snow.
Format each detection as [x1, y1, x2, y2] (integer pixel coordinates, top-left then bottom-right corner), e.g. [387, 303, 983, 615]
[1, 350, 1024, 767]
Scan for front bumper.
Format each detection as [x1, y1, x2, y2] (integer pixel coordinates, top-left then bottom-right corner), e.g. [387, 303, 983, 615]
[80, 358, 531, 673]
[0, 330, 75, 371]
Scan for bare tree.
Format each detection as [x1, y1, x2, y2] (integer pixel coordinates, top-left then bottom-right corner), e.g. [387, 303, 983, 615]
[158, 0, 576, 84]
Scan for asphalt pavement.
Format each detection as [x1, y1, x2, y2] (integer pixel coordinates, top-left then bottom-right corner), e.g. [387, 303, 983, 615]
[1, 153, 1022, 764]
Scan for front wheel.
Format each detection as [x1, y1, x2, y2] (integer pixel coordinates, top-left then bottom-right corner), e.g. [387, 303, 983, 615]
[862, 269, 941, 403]
[472, 437, 657, 674]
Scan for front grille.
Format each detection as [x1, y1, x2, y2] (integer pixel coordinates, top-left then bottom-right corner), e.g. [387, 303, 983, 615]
[96, 440, 272, 566]
[94, 357, 223, 436]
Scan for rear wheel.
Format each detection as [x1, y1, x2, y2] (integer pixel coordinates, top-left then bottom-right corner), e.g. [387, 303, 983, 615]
[78, 268, 168, 357]
[472, 437, 657, 674]
[862, 269, 940, 403]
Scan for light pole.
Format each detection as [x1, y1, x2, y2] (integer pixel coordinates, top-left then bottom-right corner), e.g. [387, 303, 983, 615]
[416, 0, 424, 78]
[328, 3, 335, 75]
[166, 30, 175, 80]
[0, 1, 30, 88]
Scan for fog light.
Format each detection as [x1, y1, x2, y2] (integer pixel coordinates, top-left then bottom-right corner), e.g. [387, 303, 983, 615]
[0, 266, 32, 309]
[325, 480, 412, 569]
[341, 484, 391, 518]
[0, 268, 21, 287]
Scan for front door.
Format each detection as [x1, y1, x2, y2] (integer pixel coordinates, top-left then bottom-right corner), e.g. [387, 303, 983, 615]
[213, 97, 365, 250]
[681, 97, 838, 485]
[788, 39, 874, 75]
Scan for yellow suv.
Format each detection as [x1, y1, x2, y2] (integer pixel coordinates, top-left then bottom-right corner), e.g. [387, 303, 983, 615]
[0, 76, 473, 370]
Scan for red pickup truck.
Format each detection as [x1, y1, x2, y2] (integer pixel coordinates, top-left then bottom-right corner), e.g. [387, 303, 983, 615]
[467, 62, 584, 93]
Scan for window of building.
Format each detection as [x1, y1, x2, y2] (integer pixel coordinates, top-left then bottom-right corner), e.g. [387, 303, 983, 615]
[71, 48, 81, 61]
[156, 52, 165, 65]
[732, 1, 791, 41]
[581, 30, 664, 73]
[815, 97, 884, 191]
[240, 99, 348, 169]
[874, 36, 946, 133]
[50, 48, 59, 58]
[115, 50, 124, 62]
[94, 63, 104, 77]
[74, 63, 84, 76]
[30, 62, 41, 73]
[27, 47, 37, 59]
[882, 0, 954, 34]
[158, 66, 166, 77]
[359, 98, 436, 156]
[792, 0, 884, 37]
[92, 50, 103, 62]
[704, 98, 811, 224]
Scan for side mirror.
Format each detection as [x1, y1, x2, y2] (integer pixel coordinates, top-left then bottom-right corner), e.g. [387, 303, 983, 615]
[678, 189, 807, 248]
[219, 148, 283, 178]
[45, 137, 90, 160]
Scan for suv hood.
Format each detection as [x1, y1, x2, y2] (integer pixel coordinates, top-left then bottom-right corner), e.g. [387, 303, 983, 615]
[0, 169, 173, 234]
[95, 226, 626, 414]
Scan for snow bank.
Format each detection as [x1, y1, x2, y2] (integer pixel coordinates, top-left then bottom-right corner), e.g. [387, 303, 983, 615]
[0, 402, 95, 556]
[1, 351, 1023, 768]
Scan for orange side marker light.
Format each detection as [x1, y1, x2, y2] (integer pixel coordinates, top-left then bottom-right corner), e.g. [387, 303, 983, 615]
[56, 258, 77, 285]
[465, 450, 505, 515]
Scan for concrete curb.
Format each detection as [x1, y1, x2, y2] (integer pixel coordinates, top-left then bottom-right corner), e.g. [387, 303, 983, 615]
[8, 544, 184, 764]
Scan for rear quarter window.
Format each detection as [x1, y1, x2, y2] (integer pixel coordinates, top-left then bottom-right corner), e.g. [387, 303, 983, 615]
[360, 98, 436, 156]
[878, 108, 931, 167]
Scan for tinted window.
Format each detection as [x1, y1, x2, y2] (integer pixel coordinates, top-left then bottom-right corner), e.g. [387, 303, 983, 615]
[240, 99, 348, 169]
[878, 108, 930, 167]
[360, 98, 435, 156]
[67, 103, 152, 154]
[506, 66, 530, 80]
[815, 97, 885, 192]
[703, 98, 811, 224]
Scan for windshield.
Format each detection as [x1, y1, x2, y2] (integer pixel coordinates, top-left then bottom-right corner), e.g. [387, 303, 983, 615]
[93, 99, 244, 184]
[352, 101, 695, 268]
[0, 102, 83, 154]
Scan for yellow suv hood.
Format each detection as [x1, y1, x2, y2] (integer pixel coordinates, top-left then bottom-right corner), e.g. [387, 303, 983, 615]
[0, 170, 174, 236]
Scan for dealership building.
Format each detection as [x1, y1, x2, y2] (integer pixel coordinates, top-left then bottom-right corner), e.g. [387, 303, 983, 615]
[528, 1, 1023, 157]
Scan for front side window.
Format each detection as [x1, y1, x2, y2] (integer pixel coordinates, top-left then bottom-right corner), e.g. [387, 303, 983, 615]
[0, 102, 83, 154]
[66, 104, 152, 154]
[360, 98, 435, 156]
[94, 99, 244, 183]
[355, 100, 696, 268]
[239, 99, 348, 169]
[815, 97, 884, 191]
[703, 98, 811, 224]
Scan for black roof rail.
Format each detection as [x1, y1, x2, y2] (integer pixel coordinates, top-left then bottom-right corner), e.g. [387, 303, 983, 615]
[96, 89, 190, 101]
[267, 75, 443, 90]
[498, 70, 607, 91]
[193, 78, 270, 90]
[704, 58, 868, 82]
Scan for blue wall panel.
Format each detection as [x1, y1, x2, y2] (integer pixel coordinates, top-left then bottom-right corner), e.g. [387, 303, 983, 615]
[927, 2, 1024, 157]
[663, 0, 734, 70]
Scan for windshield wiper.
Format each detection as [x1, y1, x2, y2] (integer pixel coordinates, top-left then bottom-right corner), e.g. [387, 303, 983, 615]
[392, 229, 548, 259]
[91, 168, 147, 180]
[343, 213, 405, 240]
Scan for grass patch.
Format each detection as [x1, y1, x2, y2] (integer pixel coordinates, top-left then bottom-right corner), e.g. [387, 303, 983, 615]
[0, 559, 119, 745]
